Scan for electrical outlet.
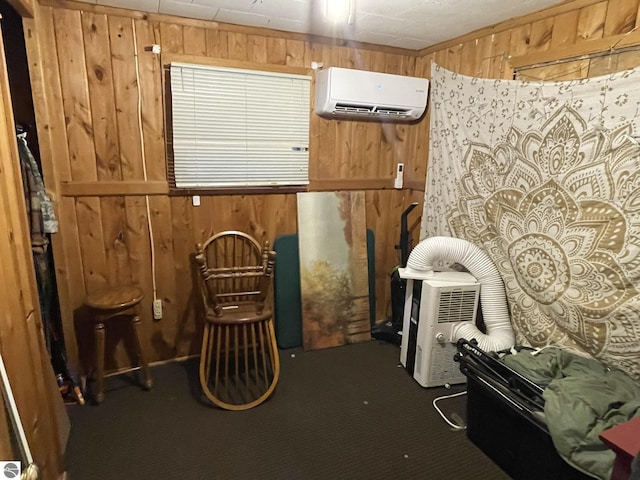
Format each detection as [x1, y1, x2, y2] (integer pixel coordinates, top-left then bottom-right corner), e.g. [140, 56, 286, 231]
[394, 163, 404, 189]
[153, 299, 163, 320]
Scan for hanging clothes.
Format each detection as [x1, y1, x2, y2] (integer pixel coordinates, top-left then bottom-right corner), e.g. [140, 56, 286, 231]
[17, 130, 84, 404]
[17, 132, 58, 243]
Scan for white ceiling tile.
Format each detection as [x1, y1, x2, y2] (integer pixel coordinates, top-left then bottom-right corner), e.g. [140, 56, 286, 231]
[159, 0, 218, 20]
[214, 9, 272, 29]
[95, 0, 159, 12]
[87, 0, 567, 50]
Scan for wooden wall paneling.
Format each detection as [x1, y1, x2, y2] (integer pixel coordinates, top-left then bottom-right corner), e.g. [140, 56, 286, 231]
[350, 46, 368, 71]
[205, 28, 228, 58]
[528, 17, 554, 53]
[488, 31, 513, 79]
[338, 44, 356, 69]
[508, 24, 533, 59]
[475, 35, 494, 78]
[82, 13, 122, 181]
[286, 38, 305, 67]
[445, 43, 463, 73]
[0, 24, 62, 476]
[247, 34, 268, 64]
[418, 0, 605, 56]
[458, 39, 479, 75]
[108, 17, 144, 180]
[518, 59, 591, 80]
[347, 50, 370, 181]
[378, 121, 396, 180]
[82, 13, 132, 288]
[350, 120, 367, 180]
[190, 196, 215, 241]
[588, 51, 620, 75]
[169, 196, 196, 358]
[311, 116, 336, 182]
[147, 194, 178, 359]
[311, 45, 336, 182]
[264, 193, 298, 238]
[302, 38, 315, 68]
[614, 48, 640, 70]
[183, 25, 206, 55]
[432, 48, 447, 71]
[335, 47, 355, 178]
[363, 51, 384, 180]
[135, 19, 179, 360]
[577, 1, 608, 41]
[107, 16, 158, 365]
[550, 10, 580, 48]
[604, 0, 640, 35]
[407, 52, 432, 188]
[160, 22, 183, 54]
[377, 52, 408, 179]
[403, 53, 417, 76]
[135, 20, 165, 181]
[24, 7, 85, 373]
[398, 54, 421, 183]
[54, 9, 109, 296]
[266, 36, 286, 64]
[7, 0, 34, 18]
[227, 31, 248, 61]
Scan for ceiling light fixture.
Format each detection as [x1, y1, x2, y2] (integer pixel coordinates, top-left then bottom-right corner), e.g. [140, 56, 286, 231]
[325, 0, 355, 25]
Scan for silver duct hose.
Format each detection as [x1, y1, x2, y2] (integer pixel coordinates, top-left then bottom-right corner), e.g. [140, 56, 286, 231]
[403, 236, 515, 352]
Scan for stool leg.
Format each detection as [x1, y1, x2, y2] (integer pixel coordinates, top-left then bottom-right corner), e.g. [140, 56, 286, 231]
[131, 315, 153, 390]
[94, 322, 105, 404]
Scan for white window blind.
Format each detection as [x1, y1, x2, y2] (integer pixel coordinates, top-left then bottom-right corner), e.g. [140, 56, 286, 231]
[170, 62, 311, 188]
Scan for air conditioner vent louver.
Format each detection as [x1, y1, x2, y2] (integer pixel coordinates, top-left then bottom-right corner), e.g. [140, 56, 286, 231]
[437, 289, 479, 323]
[334, 103, 412, 117]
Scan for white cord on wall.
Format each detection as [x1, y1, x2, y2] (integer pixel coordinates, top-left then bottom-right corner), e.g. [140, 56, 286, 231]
[131, 19, 158, 305]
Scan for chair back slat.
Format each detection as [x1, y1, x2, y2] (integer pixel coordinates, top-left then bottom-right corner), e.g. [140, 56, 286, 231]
[196, 231, 275, 317]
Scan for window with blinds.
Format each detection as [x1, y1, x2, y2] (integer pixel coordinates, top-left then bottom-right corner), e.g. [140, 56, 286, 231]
[169, 62, 311, 189]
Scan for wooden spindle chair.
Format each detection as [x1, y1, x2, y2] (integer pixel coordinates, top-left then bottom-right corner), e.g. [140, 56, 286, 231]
[195, 231, 279, 410]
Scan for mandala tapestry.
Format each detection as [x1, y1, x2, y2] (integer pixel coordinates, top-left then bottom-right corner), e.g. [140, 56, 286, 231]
[422, 64, 640, 379]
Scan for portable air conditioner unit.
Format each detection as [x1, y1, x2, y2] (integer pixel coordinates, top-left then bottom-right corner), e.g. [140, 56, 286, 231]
[400, 271, 480, 387]
[314, 67, 428, 121]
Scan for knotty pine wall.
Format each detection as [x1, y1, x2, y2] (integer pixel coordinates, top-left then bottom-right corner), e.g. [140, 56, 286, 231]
[0, 17, 64, 479]
[25, 0, 429, 373]
[23, 0, 640, 374]
[417, 0, 640, 83]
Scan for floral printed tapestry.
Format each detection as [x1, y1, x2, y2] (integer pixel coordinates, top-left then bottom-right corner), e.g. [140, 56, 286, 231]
[422, 63, 640, 379]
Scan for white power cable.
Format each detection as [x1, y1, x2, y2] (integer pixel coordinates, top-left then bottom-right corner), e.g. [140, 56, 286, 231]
[131, 19, 158, 303]
[433, 390, 467, 430]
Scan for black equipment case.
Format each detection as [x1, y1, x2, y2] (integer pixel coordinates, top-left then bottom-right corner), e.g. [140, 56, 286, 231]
[454, 340, 593, 480]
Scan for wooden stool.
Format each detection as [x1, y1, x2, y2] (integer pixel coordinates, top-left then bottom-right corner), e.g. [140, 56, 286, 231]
[84, 285, 153, 403]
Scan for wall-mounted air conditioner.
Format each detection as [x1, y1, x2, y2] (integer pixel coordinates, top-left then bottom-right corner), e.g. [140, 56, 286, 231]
[314, 67, 428, 121]
[400, 271, 480, 388]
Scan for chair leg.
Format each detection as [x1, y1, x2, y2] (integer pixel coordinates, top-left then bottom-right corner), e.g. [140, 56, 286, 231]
[94, 322, 105, 404]
[199, 323, 212, 394]
[131, 315, 153, 390]
[200, 318, 280, 411]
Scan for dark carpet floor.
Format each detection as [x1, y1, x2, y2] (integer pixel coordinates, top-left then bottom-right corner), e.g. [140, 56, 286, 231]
[64, 340, 510, 480]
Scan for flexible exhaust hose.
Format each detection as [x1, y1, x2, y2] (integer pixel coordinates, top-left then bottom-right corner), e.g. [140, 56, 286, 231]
[404, 236, 515, 352]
